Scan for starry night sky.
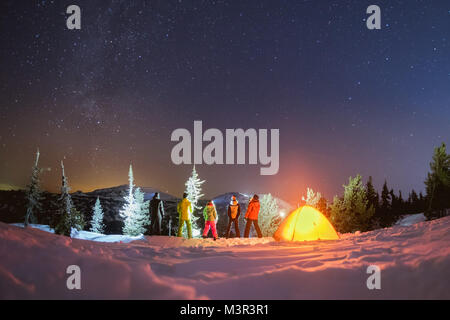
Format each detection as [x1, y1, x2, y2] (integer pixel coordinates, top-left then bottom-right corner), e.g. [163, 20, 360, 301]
[0, 0, 449, 204]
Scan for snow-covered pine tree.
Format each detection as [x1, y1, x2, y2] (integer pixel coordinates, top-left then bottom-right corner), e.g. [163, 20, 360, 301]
[120, 164, 135, 234]
[24, 148, 44, 227]
[303, 187, 321, 208]
[54, 161, 85, 236]
[120, 164, 135, 222]
[185, 165, 205, 209]
[258, 194, 281, 237]
[330, 175, 375, 233]
[90, 197, 105, 234]
[184, 165, 205, 237]
[120, 165, 150, 236]
[133, 187, 150, 234]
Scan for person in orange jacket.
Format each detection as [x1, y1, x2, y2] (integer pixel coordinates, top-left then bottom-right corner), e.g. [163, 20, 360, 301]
[226, 195, 241, 238]
[244, 194, 262, 238]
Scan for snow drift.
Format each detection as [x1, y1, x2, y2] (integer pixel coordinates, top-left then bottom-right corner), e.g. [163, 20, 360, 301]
[1, 216, 449, 299]
[395, 213, 426, 227]
[11, 224, 146, 243]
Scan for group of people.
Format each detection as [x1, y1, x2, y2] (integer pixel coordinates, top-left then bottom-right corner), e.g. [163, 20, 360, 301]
[148, 192, 263, 240]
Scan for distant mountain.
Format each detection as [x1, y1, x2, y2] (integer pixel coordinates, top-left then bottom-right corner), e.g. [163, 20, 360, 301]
[0, 183, 24, 191]
[85, 185, 178, 201]
[212, 192, 250, 204]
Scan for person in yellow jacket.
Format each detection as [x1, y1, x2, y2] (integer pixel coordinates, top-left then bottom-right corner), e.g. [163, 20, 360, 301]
[177, 193, 193, 238]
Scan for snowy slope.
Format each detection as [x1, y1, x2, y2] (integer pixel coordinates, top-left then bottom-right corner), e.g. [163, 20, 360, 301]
[395, 213, 426, 226]
[1, 216, 449, 299]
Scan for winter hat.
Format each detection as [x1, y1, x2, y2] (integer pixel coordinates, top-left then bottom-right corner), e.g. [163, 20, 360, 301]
[253, 194, 259, 201]
[183, 192, 188, 199]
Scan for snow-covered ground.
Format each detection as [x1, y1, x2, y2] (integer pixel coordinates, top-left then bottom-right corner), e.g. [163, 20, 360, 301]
[395, 213, 426, 226]
[1, 216, 449, 299]
[11, 224, 146, 243]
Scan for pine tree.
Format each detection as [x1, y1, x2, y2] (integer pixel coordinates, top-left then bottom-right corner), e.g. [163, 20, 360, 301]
[185, 165, 205, 209]
[377, 180, 392, 227]
[390, 189, 399, 222]
[419, 192, 427, 213]
[425, 143, 450, 219]
[303, 188, 321, 208]
[54, 161, 85, 236]
[120, 165, 150, 236]
[258, 194, 281, 237]
[123, 187, 150, 236]
[408, 190, 419, 214]
[90, 197, 105, 234]
[24, 148, 44, 227]
[330, 175, 375, 233]
[317, 197, 330, 217]
[380, 181, 391, 211]
[329, 195, 344, 230]
[366, 176, 379, 211]
[121, 165, 135, 216]
[184, 165, 205, 237]
[398, 190, 405, 216]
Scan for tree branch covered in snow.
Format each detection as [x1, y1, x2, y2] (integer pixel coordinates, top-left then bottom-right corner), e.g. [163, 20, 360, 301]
[303, 187, 321, 208]
[258, 194, 281, 237]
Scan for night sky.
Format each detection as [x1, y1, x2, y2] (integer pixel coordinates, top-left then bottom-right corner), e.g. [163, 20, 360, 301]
[0, 0, 449, 204]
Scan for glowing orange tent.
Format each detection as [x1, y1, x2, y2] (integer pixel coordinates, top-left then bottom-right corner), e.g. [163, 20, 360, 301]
[273, 206, 339, 241]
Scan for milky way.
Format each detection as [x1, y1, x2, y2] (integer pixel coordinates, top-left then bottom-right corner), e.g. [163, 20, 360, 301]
[0, 0, 449, 203]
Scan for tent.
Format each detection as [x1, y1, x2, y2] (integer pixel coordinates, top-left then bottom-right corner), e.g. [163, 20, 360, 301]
[273, 206, 339, 241]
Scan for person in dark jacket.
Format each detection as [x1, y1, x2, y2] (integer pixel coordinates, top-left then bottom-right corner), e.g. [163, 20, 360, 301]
[150, 192, 165, 235]
[244, 194, 262, 238]
[226, 195, 241, 238]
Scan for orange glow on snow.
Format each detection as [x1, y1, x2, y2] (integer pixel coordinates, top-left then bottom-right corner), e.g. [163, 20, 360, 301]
[273, 206, 339, 241]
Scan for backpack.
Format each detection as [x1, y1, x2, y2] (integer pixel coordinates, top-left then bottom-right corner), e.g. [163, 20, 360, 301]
[229, 203, 239, 219]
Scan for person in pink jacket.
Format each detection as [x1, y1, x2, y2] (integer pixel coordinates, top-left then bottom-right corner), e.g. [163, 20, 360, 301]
[202, 201, 218, 240]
